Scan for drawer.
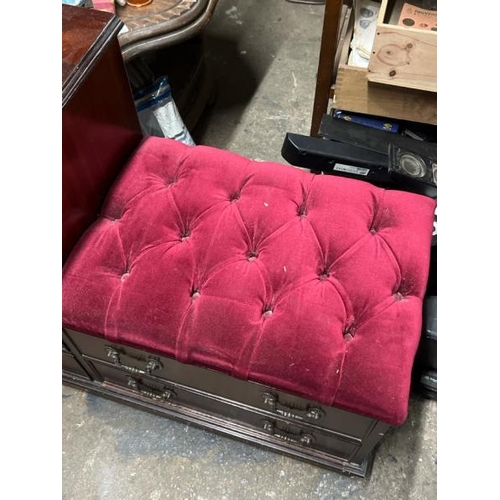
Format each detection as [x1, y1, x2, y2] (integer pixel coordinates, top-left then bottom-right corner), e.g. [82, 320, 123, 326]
[90, 359, 361, 461]
[367, 0, 437, 92]
[64, 328, 375, 440]
[62, 351, 91, 379]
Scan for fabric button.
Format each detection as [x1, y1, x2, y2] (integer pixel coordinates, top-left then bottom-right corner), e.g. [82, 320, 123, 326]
[343, 325, 355, 341]
[108, 214, 121, 223]
[248, 250, 259, 261]
[263, 307, 273, 319]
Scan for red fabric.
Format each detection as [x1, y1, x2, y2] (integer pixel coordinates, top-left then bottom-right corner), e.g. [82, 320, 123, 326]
[92, 1, 115, 14]
[62, 137, 436, 426]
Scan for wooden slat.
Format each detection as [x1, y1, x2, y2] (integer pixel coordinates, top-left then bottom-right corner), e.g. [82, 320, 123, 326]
[332, 4, 353, 83]
[310, 0, 344, 137]
[334, 64, 437, 125]
[367, 27, 437, 92]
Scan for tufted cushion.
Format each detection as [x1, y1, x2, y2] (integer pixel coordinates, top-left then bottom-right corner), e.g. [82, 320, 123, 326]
[62, 137, 436, 426]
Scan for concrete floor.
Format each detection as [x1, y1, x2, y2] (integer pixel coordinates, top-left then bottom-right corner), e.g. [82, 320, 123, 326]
[62, 1, 437, 498]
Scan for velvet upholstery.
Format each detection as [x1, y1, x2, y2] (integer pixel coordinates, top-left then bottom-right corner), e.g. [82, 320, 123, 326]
[62, 137, 436, 426]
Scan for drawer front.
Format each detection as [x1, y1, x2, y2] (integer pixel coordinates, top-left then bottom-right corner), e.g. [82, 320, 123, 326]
[62, 351, 91, 379]
[65, 328, 374, 439]
[90, 360, 360, 461]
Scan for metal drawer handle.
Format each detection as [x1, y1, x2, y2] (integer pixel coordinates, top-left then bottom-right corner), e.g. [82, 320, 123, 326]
[262, 392, 324, 421]
[105, 346, 162, 375]
[262, 420, 314, 446]
[126, 376, 176, 402]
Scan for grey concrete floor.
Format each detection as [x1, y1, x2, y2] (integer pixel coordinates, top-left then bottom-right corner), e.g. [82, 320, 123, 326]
[62, 1, 437, 498]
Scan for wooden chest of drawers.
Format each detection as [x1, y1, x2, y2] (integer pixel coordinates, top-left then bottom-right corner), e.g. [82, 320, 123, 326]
[63, 327, 390, 476]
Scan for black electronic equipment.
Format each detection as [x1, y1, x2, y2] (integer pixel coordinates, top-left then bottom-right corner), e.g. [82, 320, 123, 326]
[282, 114, 437, 198]
[414, 295, 437, 400]
[281, 132, 392, 184]
[318, 113, 437, 157]
[388, 142, 437, 198]
[318, 112, 398, 155]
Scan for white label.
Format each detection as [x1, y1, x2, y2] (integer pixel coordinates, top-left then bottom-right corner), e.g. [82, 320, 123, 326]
[333, 163, 370, 176]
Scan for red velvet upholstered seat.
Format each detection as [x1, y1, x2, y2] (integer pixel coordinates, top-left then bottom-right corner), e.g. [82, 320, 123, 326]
[62, 137, 436, 426]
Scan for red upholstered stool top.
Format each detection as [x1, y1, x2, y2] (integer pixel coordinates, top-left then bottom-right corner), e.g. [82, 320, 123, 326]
[62, 137, 436, 426]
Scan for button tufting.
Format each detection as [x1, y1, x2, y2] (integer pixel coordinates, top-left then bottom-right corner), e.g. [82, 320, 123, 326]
[168, 177, 178, 186]
[319, 272, 330, 281]
[263, 306, 274, 319]
[370, 227, 377, 234]
[394, 292, 404, 301]
[230, 192, 240, 202]
[180, 231, 191, 242]
[191, 289, 201, 301]
[343, 325, 355, 341]
[247, 250, 259, 261]
[121, 271, 130, 281]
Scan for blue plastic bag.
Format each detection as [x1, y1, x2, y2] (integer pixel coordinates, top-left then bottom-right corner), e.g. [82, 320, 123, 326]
[133, 77, 195, 146]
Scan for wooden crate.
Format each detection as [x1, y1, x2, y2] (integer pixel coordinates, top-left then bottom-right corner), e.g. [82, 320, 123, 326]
[367, 0, 437, 92]
[332, 2, 436, 126]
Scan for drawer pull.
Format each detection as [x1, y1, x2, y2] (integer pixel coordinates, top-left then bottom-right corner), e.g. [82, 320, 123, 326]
[105, 346, 162, 375]
[262, 420, 314, 446]
[126, 376, 176, 402]
[262, 392, 323, 421]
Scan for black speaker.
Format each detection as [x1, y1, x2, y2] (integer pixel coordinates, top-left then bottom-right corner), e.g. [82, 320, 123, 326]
[388, 142, 437, 198]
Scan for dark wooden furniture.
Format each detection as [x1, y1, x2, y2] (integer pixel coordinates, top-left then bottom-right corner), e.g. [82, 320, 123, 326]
[116, 0, 219, 62]
[113, 0, 219, 135]
[63, 325, 391, 476]
[62, 5, 434, 478]
[310, 0, 343, 137]
[62, 5, 143, 262]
